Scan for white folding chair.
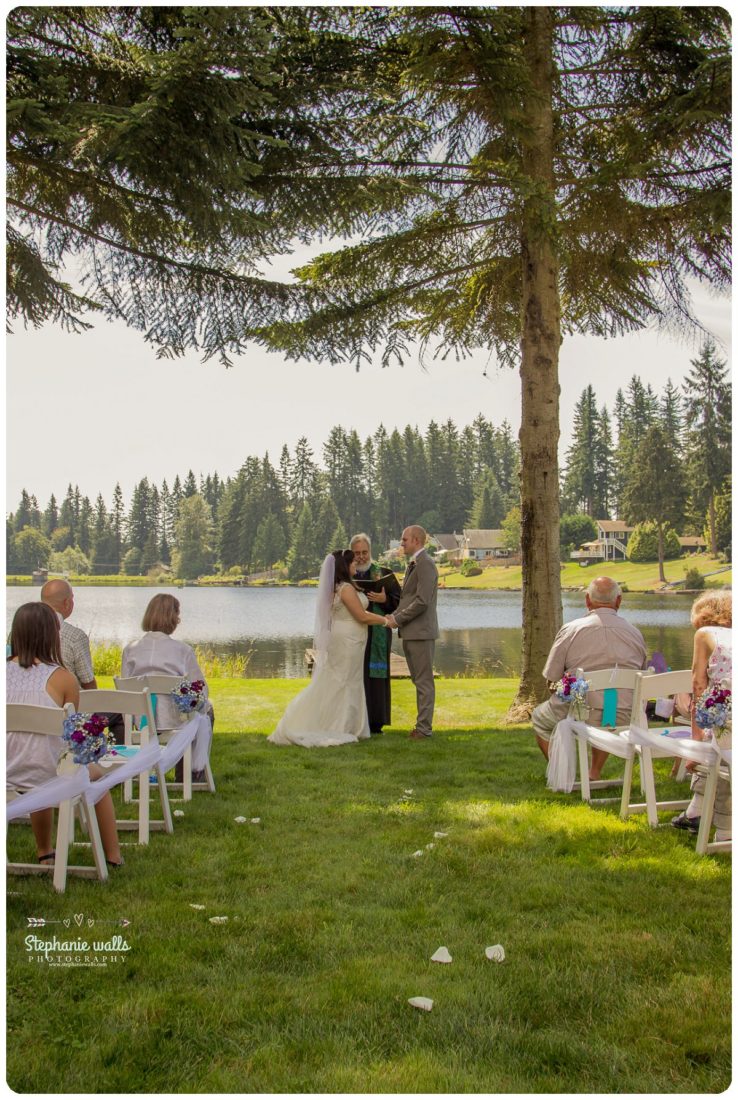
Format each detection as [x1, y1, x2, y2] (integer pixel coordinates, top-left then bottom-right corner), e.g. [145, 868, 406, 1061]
[6, 703, 108, 892]
[570, 668, 648, 806]
[695, 742, 732, 856]
[78, 688, 173, 843]
[114, 675, 215, 800]
[622, 670, 708, 828]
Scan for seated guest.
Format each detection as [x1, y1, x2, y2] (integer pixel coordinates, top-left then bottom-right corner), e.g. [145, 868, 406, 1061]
[672, 591, 731, 839]
[532, 577, 648, 780]
[121, 594, 213, 780]
[41, 578, 124, 743]
[40, 579, 96, 689]
[7, 602, 122, 866]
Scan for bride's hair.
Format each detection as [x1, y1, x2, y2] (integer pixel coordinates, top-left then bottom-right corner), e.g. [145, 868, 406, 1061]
[332, 548, 355, 589]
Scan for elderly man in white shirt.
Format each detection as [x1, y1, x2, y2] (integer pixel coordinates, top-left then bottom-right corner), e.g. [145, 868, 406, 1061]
[532, 576, 648, 781]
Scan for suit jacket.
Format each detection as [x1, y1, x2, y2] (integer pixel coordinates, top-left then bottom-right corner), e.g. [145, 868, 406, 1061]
[395, 549, 439, 640]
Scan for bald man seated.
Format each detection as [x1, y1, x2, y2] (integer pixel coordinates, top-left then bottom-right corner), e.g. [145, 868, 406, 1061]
[40, 579, 97, 690]
[531, 577, 648, 781]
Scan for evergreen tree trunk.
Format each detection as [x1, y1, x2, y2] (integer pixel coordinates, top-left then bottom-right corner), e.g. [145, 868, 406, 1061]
[657, 524, 666, 584]
[708, 493, 717, 556]
[511, 7, 562, 718]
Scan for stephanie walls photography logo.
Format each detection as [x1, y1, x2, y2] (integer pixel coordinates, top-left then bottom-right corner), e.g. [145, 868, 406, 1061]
[24, 912, 132, 968]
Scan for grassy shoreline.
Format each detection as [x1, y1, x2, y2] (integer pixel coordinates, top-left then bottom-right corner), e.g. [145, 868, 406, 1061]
[7, 552, 730, 593]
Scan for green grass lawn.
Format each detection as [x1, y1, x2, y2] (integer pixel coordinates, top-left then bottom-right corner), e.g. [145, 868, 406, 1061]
[7, 679, 730, 1093]
[440, 552, 731, 592]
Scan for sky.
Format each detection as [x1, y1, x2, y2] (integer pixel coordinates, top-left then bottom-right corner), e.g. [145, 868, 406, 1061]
[5, 268, 731, 511]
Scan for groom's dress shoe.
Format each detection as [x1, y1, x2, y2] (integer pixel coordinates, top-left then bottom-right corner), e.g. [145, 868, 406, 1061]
[409, 729, 431, 740]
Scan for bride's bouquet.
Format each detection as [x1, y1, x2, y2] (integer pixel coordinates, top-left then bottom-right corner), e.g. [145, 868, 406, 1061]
[694, 681, 731, 735]
[170, 678, 207, 715]
[554, 671, 590, 720]
[61, 711, 117, 765]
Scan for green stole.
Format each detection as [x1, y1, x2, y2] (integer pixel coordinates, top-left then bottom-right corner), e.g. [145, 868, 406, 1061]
[363, 562, 389, 679]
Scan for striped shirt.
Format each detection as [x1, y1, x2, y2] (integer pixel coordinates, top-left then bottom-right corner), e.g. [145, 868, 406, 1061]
[59, 617, 95, 685]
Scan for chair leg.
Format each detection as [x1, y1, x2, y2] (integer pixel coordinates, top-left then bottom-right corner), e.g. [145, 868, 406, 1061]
[640, 746, 659, 827]
[138, 768, 150, 845]
[53, 800, 74, 893]
[577, 736, 591, 802]
[620, 753, 635, 818]
[81, 798, 109, 882]
[205, 761, 216, 794]
[695, 763, 719, 856]
[183, 745, 192, 802]
[156, 763, 174, 833]
[675, 759, 688, 783]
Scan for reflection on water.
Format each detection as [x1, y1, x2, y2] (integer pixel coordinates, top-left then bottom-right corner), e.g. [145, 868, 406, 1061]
[6, 584, 699, 678]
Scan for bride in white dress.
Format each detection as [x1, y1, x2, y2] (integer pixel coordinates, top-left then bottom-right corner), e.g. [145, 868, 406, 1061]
[268, 549, 391, 747]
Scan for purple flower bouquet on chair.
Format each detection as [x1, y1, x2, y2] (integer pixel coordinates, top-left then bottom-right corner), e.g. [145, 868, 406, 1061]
[170, 679, 207, 715]
[62, 712, 116, 765]
[555, 672, 591, 721]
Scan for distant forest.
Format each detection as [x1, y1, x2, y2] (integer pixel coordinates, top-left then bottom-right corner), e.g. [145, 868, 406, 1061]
[7, 350, 732, 580]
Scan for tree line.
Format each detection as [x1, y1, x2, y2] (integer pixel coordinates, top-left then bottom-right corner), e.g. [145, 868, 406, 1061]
[560, 343, 731, 573]
[6, 415, 521, 580]
[8, 340, 731, 585]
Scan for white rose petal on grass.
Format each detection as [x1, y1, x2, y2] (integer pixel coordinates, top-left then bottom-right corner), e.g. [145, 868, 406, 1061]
[410, 850, 424, 858]
[433, 831, 448, 839]
[430, 946, 452, 964]
[425, 843, 435, 850]
[189, 904, 206, 911]
[250, 817, 261, 824]
[173, 810, 185, 818]
[234, 816, 247, 824]
[485, 945, 506, 962]
[404, 789, 414, 795]
[209, 916, 229, 925]
[408, 996, 433, 1012]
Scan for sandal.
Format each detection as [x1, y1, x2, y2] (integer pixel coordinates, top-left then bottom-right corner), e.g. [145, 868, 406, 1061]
[38, 851, 55, 865]
[106, 857, 125, 868]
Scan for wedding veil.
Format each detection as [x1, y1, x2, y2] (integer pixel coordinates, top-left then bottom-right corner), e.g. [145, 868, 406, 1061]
[313, 553, 336, 669]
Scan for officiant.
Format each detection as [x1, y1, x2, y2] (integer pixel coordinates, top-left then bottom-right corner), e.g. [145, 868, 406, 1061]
[350, 533, 402, 735]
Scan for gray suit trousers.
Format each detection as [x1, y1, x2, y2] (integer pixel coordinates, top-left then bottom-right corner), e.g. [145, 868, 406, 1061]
[402, 638, 435, 735]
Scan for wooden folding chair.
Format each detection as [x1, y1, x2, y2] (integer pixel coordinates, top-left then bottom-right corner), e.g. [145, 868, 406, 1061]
[78, 688, 173, 844]
[695, 741, 732, 856]
[114, 675, 215, 800]
[622, 670, 707, 827]
[6, 703, 108, 892]
[569, 668, 647, 806]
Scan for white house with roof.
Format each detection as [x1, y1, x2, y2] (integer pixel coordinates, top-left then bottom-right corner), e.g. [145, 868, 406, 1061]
[459, 529, 510, 560]
[570, 520, 635, 563]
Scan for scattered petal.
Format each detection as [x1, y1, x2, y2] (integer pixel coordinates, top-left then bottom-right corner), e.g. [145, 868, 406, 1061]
[404, 789, 414, 795]
[173, 809, 185, 817]
[189, 904, 206, 910]
[433, 831, 448, 839]
[234, 816, 247, 824]
[250, 817, 261, 824]
[408, 996, 433, 1012]
[425, 843, 435, 850]
[209, 916, 229, 925]
[410, 850, 424, 858]
[485, 945, 505, 962]
[431, 946, 452, 964]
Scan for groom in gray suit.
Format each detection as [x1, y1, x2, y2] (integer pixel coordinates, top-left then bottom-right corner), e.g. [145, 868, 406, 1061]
[386, 525, 439, 740]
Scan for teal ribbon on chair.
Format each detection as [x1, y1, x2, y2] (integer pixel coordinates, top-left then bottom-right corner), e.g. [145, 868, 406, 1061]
[602, 688, 618, 728]
[139, 693, 157, 729]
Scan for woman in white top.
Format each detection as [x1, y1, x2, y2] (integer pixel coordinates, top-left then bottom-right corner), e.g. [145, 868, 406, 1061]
[672, 590, 732, 838]
[269, 549, 390, 747]
[121, 594, 212, 774]
[7, 602, 122, 865]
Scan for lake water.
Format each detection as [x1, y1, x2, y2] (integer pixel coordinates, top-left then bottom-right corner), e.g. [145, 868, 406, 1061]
[6, 585, 697, 678]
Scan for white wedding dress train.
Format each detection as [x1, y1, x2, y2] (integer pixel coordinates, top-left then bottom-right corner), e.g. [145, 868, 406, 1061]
[268, 585, 371, 747]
